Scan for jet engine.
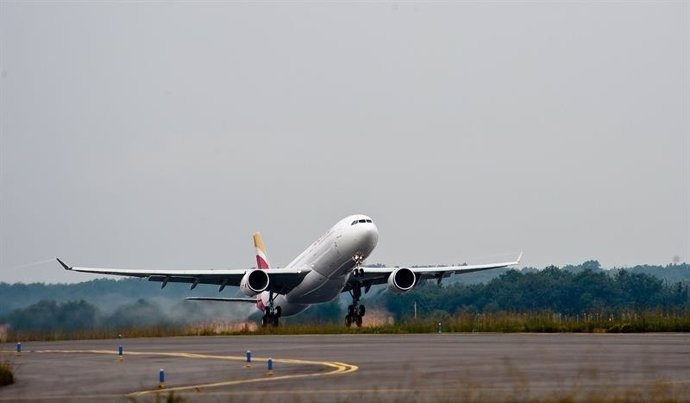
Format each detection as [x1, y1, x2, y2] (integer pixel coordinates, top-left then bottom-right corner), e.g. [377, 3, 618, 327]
[240, 269, 269, 297]
[387, 268, 416, 294]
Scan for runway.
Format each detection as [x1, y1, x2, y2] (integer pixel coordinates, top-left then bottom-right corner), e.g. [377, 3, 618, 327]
[2, 333, 689, 402]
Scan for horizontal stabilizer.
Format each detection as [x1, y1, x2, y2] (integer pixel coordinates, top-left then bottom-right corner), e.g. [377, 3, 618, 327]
[185, 297, 257, 303]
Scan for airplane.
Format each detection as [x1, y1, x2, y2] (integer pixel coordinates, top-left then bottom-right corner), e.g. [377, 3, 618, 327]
[56, 214, 521, 327]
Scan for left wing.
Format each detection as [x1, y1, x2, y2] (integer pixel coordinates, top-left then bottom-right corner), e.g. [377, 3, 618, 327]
[56, 258, 308, 294]
[344, 253, 522, 292]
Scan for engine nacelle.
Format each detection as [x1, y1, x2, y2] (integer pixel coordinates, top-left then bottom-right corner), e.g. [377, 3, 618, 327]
[240, 269, 270, 297]
[387, 268, 416, 294]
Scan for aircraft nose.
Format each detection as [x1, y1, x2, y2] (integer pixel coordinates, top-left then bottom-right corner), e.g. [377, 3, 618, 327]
[346, 222, 378, 257]
[362, 223, 379, 251]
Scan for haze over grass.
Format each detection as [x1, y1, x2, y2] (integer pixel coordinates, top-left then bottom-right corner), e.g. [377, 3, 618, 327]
[0, 262, 687, 340]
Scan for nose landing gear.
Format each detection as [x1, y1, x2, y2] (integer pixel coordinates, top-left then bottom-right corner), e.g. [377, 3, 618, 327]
[345, 283, 365, 328]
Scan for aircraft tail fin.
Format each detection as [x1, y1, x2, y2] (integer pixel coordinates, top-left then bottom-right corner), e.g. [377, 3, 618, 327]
[253, 232, 271, 269]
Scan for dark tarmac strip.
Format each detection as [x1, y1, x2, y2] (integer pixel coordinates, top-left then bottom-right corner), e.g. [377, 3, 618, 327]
[1, 333, 689, 402]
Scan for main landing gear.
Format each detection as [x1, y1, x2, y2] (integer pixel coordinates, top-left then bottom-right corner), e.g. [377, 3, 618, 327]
[261, 306, 281, 327]
[261, 292, 282, 327]
[345, 284, 365, 328]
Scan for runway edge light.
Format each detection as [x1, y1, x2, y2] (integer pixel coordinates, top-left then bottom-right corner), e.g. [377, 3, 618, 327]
[159, 369, 165, 389]
[16, 342, 21, 356]
[245, 350, 252, 368]
[266, 358, 273, 377]
[117, 345, 123, 362]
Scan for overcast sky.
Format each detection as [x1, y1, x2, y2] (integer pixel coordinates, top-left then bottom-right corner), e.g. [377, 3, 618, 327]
[1, 1, 688, 284]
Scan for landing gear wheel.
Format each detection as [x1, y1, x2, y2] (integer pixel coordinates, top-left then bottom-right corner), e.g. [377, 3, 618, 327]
[346, 283, 366, 328]
[262, 291, 281, 328]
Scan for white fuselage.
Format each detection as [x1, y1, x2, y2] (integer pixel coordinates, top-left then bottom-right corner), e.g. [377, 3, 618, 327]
[258, 214, 379, 316]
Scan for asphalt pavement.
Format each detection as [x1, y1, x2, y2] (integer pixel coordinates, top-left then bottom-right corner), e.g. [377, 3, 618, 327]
[1, 333, 689, 402]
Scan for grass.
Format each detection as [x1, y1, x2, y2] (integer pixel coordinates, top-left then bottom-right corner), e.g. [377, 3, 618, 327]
[0, 360, 14, 387]
[134, 388, 690, 403]
[139, 387, 690, 403]
[4, 310, 689, 342]
[132, 372, 690, 403]
[428, 310, 690, 333]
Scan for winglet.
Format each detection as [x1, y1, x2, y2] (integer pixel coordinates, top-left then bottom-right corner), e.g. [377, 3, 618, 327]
[517, 251, 523, 264]
[56, 258, 72, 271]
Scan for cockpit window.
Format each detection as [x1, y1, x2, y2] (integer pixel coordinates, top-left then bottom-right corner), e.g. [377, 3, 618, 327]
[352, 218, 373, 225]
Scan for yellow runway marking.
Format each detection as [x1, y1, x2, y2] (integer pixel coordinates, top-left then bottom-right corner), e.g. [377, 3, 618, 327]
[28, 349, 358, 398]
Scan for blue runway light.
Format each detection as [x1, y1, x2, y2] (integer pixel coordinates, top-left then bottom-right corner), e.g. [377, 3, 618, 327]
[16, 342, 21, 355]
[267, 358, 273, 376]
[118, 345, 123, 361]
[245, 350, 252, 368]
[159, 369, 165, 388]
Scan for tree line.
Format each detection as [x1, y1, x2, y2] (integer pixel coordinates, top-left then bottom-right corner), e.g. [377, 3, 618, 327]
[1, 262, 688, 332]
[373, 265, 689, 321]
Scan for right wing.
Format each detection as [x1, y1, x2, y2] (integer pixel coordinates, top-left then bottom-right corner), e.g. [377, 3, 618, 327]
[56, 258, 308, 294]
[344, 253, 522, 292]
